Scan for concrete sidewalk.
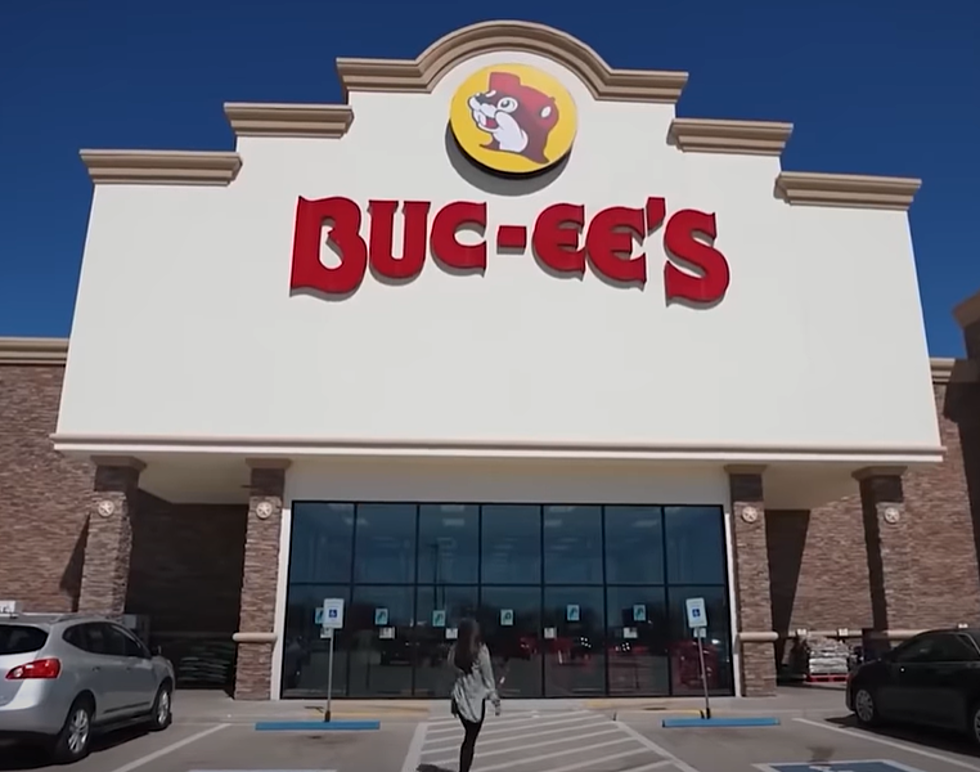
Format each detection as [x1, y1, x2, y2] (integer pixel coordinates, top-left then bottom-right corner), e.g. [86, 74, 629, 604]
[172, 685, 847, 724]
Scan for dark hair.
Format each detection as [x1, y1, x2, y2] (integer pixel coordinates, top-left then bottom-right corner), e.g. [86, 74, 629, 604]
[453, 618, 482, 673]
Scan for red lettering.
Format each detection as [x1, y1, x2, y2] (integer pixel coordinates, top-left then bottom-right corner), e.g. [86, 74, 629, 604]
[290, 196, 367, 296]
[645, 197, 666, 234]
[368, 200, 430, 280]
[585, 206, 646, 285]
[532, 204, 585, 274]
[431, 201, 488, 270]
[663, 209, 730, 304]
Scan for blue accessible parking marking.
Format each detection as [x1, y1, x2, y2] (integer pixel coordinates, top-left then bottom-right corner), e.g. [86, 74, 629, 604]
[760, 762, 927, 772]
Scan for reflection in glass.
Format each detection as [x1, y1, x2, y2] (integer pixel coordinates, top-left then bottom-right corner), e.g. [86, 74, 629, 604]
[667, 585, 732, 696]
[482, 506, 541, 584]
[354, 504, 417, 584]
[479, 586, 542, 698]
[664, 507, 726, 585]
[605, 587, 668, 696]
[414, 586, 478, 697]
[543, 587, 605, 696]
[418, 505, 479, 585]
[605, 506, 665, 585]
[347, 585, 415, 697]
[280, 584, 350, 698]
[289, 503, 354, 584]
[544, 506, 602, 584]
[283, 501, 733, 698]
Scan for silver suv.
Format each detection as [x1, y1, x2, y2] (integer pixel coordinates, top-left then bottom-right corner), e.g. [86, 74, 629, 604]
[0, 613, 175, 763]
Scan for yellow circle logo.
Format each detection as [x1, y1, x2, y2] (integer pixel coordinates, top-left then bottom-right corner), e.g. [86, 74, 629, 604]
[449, 64, 577, 176]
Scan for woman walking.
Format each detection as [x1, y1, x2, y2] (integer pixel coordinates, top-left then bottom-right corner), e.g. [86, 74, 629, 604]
[449, 618, 501, 772]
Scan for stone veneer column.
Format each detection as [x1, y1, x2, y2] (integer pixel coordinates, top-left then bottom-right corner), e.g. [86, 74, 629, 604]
[725, 465, 777, 696]
[78, 456, 144, 616]
[233, 459, 290, 700]
[854, 466, 915, 632]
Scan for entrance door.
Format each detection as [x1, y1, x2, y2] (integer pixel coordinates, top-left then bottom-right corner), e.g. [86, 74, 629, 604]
[543, 587, 606, 697]
[479, 587, 542, 698]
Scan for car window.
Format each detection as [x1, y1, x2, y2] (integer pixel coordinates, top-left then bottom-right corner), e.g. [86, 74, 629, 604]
[894, 633, 979, 663]
[114, 626, 149, 658]
[0, 625, 48, 655]
[100, 623, 131, 657]
[64, 623, 108, 655]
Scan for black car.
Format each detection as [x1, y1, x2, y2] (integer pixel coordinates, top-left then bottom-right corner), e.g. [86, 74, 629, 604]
[847, 627, 980, 744]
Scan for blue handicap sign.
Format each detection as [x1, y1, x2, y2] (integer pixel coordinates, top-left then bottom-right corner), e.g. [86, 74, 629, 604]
[767, 762, 926, 772]
[328, 608, 338, 618]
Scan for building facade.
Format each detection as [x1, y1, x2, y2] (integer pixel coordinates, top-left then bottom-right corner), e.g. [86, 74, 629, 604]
[3, 20, 980, 701]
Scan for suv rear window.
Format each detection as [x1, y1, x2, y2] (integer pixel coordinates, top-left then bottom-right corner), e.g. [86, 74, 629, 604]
[0, 625, 49, 655]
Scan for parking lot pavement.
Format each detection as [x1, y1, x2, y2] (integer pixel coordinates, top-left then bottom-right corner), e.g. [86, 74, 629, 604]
[0, 720, 417, 772]
[414, 708, 688, 772]
[621, 712, 980, 772]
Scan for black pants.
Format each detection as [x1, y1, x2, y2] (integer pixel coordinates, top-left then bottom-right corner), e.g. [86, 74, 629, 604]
[457, 702, 486, 772]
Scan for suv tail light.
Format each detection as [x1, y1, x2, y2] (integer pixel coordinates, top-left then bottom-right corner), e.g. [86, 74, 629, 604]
[5, 658, 62, 680]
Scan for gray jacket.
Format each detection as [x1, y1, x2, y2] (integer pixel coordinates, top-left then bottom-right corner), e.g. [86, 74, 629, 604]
[448, 643, 500, 723]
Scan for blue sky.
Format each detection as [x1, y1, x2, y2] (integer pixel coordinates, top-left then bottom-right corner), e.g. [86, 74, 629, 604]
[2, 0, 977, 355]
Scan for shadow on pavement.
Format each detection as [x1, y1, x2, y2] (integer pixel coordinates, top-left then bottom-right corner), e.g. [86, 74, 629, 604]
[417, 764, 454, 772]
[0, 725, 150, 770]
[827, 714, 980, 758]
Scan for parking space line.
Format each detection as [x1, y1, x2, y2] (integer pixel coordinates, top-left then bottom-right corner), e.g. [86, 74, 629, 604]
[472, 735, 632, 771]
[428, 713, 602, 741]
[428, 726, 622, 765]
[481, 746, 649, 772]
[400, 720, 429, 772]
[794, 718, 980, 771]
[427, 710, 539, 726]
[426, 711, 591, 735]
[421, 720, 608, 753]
[107, 723, 229, 772]
[614, 721, 703, 772]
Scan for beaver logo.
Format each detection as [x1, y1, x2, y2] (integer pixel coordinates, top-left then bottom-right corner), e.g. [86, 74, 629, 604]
[449, 64, 576, 176]
[467, 72, 559, 165]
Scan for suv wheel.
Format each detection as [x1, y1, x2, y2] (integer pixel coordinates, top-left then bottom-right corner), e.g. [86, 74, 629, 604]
[968, 702, 980, 746]
[150, 683, 173, 731]
[51, 697, 93, 763]
[853, 687, 879, 726]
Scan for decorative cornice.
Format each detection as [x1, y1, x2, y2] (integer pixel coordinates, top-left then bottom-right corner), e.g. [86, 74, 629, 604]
[953, 289, 980, 329]
[79, 150, 242, 186]
[0, 337, 68, 365]
[335, 20, 688, 103]
[224, 103, 354, 139]
[669, 118, 793, 156]
[775, 172, 921, 211]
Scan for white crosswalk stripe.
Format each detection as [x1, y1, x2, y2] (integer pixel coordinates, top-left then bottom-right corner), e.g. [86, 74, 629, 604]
[416, 709, 689, 772]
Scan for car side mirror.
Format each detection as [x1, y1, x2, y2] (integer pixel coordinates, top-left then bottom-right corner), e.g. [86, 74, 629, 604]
[151, 645, 163, 657]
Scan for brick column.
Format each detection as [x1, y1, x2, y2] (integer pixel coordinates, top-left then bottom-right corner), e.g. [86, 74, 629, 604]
[854, 467, 915, 631]
[78, 456, 144, 616]
[725, 465, 777, 696]
[233, 459, 289, 700]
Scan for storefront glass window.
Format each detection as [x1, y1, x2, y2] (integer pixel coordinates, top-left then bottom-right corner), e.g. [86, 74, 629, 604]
[543, 505, 602, 585]
[604, 506, 665, 585]
[354, 504, 417, 584]
[481, 505, 541, 584]
[418, 504, 479, 585]
[288, 503, 354, 584]
[664, 506, 727, 585]
[282, 501, 732, 698]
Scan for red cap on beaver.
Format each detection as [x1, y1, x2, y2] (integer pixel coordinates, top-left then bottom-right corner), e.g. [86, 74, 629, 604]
[487, 72, 559, 130]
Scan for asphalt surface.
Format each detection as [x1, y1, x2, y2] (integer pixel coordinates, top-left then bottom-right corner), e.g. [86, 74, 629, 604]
[3, 698, 980, 771]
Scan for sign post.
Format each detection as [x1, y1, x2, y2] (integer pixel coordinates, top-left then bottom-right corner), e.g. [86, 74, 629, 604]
[320, 598, 345, 723]
[685, 597, 711, 719]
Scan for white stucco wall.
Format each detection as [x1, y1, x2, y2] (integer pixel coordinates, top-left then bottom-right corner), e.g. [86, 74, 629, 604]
[58, 50, 939, 454]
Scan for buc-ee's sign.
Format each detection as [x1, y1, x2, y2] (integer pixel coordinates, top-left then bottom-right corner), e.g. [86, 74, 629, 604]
[290, 196, 731, 304]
